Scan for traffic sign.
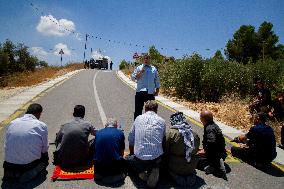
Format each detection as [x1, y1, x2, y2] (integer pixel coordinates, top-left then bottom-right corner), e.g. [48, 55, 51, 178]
[133, 52, 139, 59]
[59, 49, 64, 55]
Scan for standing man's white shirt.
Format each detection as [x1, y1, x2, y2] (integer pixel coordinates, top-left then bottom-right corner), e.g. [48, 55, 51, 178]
[4, 114, 48, 164]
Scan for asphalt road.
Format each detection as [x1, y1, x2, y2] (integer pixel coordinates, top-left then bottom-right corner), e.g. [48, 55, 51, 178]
[0, 69, 283, 189]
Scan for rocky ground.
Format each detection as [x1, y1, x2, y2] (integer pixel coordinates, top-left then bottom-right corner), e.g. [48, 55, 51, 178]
[0, 87, 29, 103]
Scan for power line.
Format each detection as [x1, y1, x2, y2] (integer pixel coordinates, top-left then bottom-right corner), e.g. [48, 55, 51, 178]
[26, 0, 211, 54]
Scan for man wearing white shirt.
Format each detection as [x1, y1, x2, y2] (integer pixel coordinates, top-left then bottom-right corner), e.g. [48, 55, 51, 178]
[3, 103, 48, 183]
[127, 100, 166, 188]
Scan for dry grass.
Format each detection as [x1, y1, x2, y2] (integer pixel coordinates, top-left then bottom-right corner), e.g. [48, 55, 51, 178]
[0, 63, 84, 89]
[165, 94, 283, 144]
[123, 66, 135, 77]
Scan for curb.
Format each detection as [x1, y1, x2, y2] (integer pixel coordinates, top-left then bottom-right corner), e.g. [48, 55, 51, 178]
[0, 69, 83, 128]
[116, 70, 284, 170]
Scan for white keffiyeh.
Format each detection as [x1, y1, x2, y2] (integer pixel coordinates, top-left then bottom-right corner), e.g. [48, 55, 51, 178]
[170, 112, 195, 162]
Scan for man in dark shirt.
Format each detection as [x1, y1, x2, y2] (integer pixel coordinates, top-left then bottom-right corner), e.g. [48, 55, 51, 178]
[231, 112, 277, 166]
[197, 110, 227, 179]
[54, 105, 95, 169]
[268, 92, 284, 121]
[94, 118, 126, 182]
[249, 81, 272, 114]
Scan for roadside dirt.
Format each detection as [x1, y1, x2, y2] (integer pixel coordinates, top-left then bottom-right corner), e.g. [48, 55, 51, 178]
[0, 63, 83, 103]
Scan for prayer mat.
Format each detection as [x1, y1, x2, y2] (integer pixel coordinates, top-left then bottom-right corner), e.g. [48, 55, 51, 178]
[51, 165, 94, 181]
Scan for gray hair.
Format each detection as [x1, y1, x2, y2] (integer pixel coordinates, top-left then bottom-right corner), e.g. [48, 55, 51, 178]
[145, 100, 158, 112]
[105, 118, 118, 127]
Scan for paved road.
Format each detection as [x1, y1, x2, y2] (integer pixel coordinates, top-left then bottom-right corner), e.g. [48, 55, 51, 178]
[0, 70, 283, 189]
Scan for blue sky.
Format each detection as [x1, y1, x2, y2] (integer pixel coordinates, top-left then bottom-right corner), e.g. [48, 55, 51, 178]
[0, 0, 283, 68]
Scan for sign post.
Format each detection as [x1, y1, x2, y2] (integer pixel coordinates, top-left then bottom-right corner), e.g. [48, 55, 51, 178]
[59, 49, 64, 67]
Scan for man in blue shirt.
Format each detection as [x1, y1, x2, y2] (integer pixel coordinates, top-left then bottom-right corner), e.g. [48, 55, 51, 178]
[94, 119, 126, 182]
[231, 112, 277, 166]
[131, 54, 160, 120]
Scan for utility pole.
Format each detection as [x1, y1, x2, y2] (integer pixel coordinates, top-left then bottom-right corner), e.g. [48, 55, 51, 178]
[83, 34, 88, 63]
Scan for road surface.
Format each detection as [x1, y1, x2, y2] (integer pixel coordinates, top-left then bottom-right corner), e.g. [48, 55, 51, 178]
[0, 70, 283, 189]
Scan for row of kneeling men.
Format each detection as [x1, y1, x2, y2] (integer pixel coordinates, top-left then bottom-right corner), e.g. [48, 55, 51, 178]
[3, 101, 277, 187]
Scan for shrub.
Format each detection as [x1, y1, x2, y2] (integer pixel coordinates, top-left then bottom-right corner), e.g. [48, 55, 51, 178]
[119, 60, 129, 70]
[160, 53, 283, 101]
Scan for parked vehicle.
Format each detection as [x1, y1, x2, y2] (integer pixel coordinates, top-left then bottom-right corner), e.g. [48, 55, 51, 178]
[89, 58, 98, 69]
[89, 58, 108, 69]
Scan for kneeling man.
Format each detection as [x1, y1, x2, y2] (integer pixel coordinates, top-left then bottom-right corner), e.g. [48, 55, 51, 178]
[231, 113, 277, 166]
[94, 119, 126, 183]
[127, 100, 166, 188]
[4, 103, 49, 182]
[54, 105, 95, 169]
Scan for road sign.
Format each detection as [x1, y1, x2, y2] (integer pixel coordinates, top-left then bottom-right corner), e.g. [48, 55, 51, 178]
[59, 49, 64, 55]
[133, 52, 139, 59]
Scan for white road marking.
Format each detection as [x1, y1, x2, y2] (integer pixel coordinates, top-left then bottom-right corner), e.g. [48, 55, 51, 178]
[93, 71, 107, 125]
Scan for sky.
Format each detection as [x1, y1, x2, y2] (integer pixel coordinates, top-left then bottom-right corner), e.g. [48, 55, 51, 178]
[0, 0, 283, 69]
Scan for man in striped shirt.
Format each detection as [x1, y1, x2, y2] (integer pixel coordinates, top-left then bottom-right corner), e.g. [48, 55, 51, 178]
[127, 100, 166, 188]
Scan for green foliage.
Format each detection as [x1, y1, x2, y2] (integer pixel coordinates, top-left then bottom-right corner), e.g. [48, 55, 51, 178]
[119, 59, 129, 70]
[161, 53, 205, 101]
[38, 60, 49, 68]
[160, 53, 283, 101]
[249, 59, 282, 88]
[225, 21, 284, 64]
[0, 51, 9, 76]
[225, 25, 259, 63]
[213, 50, 224, 60]
[149, 46, 164, 68]
[0, 39, 47, 77]
[121, 44, 284, 102]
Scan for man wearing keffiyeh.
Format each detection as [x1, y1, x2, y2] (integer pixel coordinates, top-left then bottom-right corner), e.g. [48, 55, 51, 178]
[164, 112, 201, 187]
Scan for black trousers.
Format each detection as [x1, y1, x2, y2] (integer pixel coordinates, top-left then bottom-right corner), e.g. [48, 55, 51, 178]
[3, 153, 49, 180]
[95, 160, 127, 176]
[134, 91, 155, 120]
[197, 155, 224, 171]
[126, 155, 163, 173]
[231, 146, 276, 164]
[53, 139, 95, 169]
[281, 124, 284, 146]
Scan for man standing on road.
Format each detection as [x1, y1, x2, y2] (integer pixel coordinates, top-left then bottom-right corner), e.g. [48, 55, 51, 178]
[3, 103, 49, 183]
[131, 54, 160, 120]
[54, 105, 96, 169]
[197, 110, 227, 180]
[110, 61, 113, 70]
[127, 100, 166, 188]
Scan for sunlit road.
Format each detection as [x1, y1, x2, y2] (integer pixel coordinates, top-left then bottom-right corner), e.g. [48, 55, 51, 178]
[0, 69, 283, 189]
